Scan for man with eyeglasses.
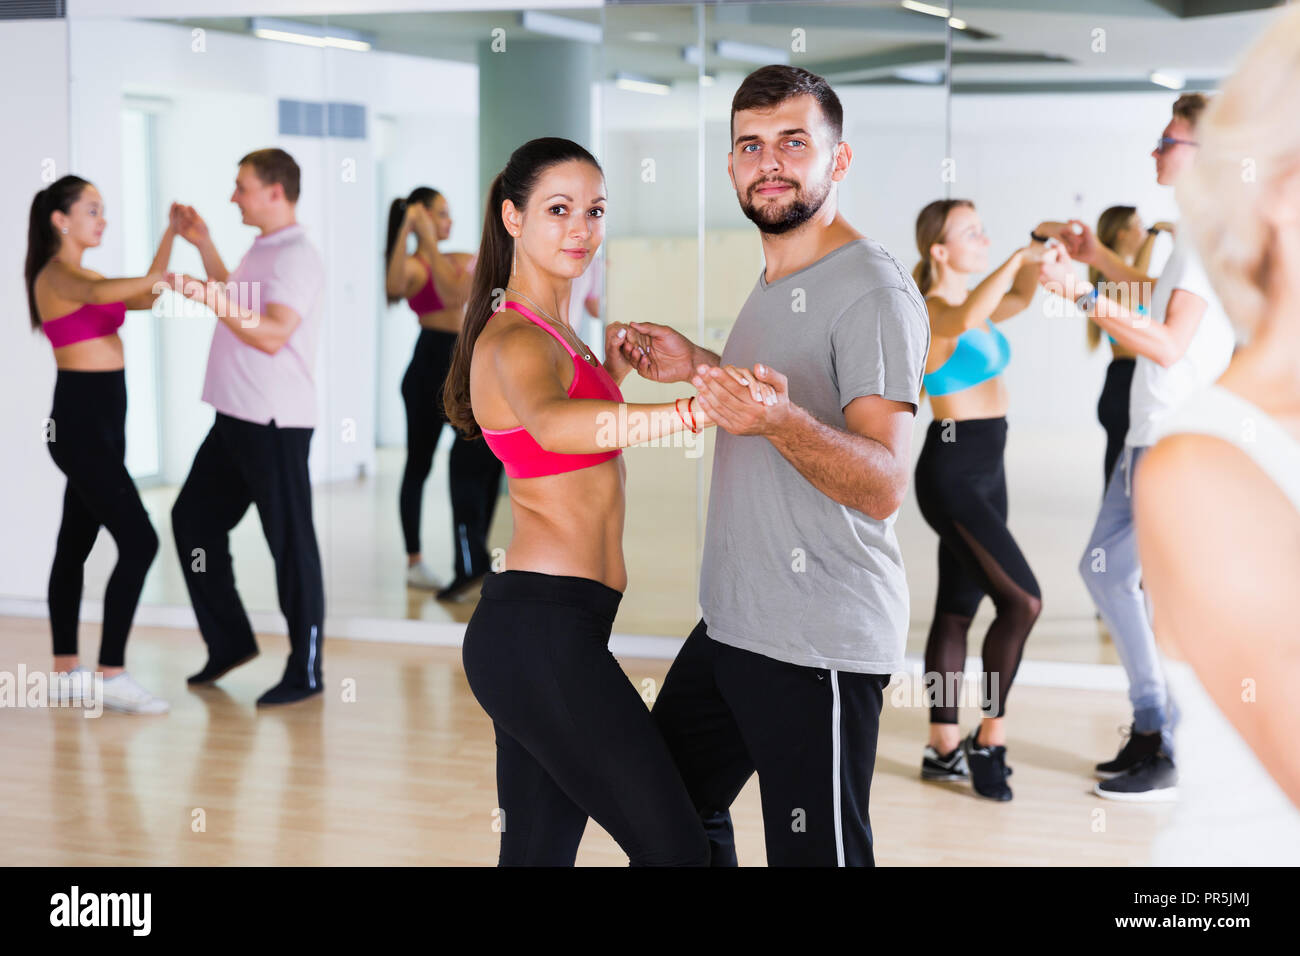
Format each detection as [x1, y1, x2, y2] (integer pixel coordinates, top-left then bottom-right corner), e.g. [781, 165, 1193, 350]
[1035, 92, 1236, 801]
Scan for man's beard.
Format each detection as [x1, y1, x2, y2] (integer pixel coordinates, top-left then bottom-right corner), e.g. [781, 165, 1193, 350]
[738, 171, 832, 235]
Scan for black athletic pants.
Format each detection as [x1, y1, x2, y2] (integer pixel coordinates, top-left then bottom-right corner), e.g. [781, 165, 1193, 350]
[46, 369, 158, 667]
[399, 328, 502, 577]
[1097, 358, 1135, 489]
[913, 416, 1041, 725]
[651, 620, 890, 867]
[461, 570, 709, 867]
[172, 412, 324, 690]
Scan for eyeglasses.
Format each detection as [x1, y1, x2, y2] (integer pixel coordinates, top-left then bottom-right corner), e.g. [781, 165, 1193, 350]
[1155, 136, 1199, 154]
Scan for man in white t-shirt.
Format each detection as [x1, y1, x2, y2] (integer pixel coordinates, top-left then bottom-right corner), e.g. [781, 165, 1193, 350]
[170, 148, 327, 707]
[1038, 94, 1235, 801]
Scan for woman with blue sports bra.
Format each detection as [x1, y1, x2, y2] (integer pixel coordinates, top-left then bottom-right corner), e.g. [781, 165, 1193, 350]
[911, 198, 1044, 802]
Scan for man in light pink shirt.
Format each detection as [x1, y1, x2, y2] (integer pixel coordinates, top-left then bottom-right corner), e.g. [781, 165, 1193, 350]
[170, 148, 326, 706]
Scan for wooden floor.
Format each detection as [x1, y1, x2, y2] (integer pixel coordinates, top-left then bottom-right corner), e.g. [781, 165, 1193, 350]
[0, 617, 1170, 866]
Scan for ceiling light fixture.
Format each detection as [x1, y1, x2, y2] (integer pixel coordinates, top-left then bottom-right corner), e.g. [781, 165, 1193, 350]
[520, 11, 602, 44]
[250, 17, 372, 52]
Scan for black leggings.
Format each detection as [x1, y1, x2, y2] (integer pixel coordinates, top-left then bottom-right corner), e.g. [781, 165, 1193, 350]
[1097, 358, 1135, 489]
[461, 570, 709, 867]
[399, 328, 503, 577]
[914, 417, 1041, 724]
[46, 369, 158, 667]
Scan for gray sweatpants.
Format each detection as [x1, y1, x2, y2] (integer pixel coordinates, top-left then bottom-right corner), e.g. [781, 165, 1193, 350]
[1078, 445, 1178, 756]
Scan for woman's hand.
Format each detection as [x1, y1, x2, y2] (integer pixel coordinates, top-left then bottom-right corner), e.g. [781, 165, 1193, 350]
[1058, 219, 1099, 264]
[172, 204, 210, 245]
[1037, 245, 1085, 299]
[173, 272, 228, 316]
[693, 362, 788, 436]
[603, 323, 638, 382]
[408, 204, 437, 244]
[1018, 241, 1051, 266]
[715, 364, 778, 405]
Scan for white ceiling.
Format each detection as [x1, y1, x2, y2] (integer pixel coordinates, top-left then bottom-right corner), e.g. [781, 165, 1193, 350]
[152, 1, 1291, 91]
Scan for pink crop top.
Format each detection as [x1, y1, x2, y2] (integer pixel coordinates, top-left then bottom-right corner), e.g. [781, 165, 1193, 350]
[42, 301, 127, 348]
[480, 301, 624, 479]
[407, 256, 445, 317]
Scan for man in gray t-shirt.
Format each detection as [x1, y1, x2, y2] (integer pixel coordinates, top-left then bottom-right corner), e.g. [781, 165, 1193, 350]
[700, 238, 927, 674]
[618, 66, 929, 867]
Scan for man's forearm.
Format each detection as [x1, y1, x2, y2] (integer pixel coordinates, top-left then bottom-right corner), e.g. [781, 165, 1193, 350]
[767, 404, 905, 520]
[1088, 288, 1178, 366]
[692, 343, 721, 369]
[215, 302, 288, 354]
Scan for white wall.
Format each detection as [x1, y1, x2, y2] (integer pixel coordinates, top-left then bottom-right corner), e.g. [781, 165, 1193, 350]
[0, 20, 70, 602]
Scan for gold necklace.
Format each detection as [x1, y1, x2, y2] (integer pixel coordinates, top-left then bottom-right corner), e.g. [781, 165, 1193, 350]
[505, 287, 594, 363]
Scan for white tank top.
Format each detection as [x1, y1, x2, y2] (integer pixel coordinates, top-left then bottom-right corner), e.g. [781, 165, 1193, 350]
[1148, 384, 1300, 864]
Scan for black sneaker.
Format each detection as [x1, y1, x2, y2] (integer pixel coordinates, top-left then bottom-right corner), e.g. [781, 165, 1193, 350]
[256, 678, 323, 707]
[1095, 724, 1161, 779]
[1094, 752, 1178, 802]
[962, 728, 1013, 801]
[921, 744, 969, 781]
[187, 647, 259, 685]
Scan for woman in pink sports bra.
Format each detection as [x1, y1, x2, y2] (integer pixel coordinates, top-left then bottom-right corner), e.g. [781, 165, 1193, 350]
[24, 175, 179, 715]
[443, 137, 773, 867]
[384, 187, 502, 598]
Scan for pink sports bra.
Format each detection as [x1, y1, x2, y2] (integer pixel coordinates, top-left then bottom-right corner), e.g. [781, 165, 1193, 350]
[480, 301, 624, 479]
[42, 301, 126, 348]
[407, 255, 445, 317]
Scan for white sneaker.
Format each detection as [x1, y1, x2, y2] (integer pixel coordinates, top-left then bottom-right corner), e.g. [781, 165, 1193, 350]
[53, 666, 94, 705]
[100, 672, 170, 715]
[405, 562, 442, 590]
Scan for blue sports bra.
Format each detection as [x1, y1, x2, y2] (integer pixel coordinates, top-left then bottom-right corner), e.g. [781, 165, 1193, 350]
[924, 318, 1011, 396]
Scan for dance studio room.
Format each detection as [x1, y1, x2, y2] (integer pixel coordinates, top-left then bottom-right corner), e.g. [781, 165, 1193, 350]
[1, 0, 1295, 900]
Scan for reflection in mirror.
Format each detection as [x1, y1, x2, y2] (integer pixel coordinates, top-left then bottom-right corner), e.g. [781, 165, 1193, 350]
[936, 1, 1286, 665]
[62, 9, 619, 633]
[64, 14, 331, 631]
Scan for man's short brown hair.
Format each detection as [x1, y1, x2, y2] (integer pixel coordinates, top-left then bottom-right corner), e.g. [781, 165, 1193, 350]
[238, 147, 301, 203]
[730, 65, 844, 145]
[1172, 92, 1210, 129]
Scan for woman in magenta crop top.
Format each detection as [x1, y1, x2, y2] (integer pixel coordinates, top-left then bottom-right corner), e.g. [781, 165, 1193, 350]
[24, 175, 180, 715]
[445, 138, 773, 867]
[910, 199, 1045, 800]
[384, 186, 503, 599]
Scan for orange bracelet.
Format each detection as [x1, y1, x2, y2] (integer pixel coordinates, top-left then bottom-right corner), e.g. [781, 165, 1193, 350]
[686, 396, 700, 433]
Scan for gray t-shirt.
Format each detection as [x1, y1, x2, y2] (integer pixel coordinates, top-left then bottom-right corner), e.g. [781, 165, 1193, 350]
[699, 238, 930, 674]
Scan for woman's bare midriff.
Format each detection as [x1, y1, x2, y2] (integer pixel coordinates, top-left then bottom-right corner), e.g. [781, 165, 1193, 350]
[927, 374, 1009, 422]
[49, 333, 126, 372]
[499, 455, 628, 592]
